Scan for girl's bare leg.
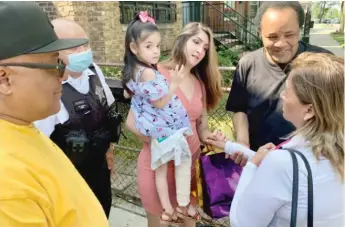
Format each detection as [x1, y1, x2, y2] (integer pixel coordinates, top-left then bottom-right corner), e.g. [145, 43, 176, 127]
[175, 157, 199, 219]
[175, 157, 192, 206]
[155, 163, 177, 221]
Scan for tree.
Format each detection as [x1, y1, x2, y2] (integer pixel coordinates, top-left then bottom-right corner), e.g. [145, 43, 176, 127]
[340, 1, 344, 32]
[318, 1, 327, 22]
[328, 8, 339, 19]
[313, 1, 338, 23]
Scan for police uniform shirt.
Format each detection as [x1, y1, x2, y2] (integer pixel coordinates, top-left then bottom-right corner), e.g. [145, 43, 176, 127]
[34, 63, 115, 136]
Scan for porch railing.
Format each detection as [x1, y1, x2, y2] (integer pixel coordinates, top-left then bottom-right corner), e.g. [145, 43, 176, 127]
[182, 1, 262, 51]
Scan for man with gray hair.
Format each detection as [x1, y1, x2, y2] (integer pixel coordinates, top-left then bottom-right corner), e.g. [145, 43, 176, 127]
[226, 1, 332, 155]
[0, 2, 108, 226]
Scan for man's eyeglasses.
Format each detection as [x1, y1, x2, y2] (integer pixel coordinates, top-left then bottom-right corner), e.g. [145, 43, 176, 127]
[0, 59, 66, 78]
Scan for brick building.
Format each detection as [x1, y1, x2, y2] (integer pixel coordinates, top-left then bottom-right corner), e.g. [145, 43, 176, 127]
[38, 1, 183, 63]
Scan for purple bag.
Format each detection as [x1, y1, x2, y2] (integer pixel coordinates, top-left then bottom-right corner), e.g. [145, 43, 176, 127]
[199, 152, 243, 219]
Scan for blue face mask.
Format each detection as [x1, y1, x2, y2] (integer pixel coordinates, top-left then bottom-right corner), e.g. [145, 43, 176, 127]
[66, 49, 93, 73]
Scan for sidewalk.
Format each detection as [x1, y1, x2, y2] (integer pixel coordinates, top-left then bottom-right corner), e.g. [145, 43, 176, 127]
[309, 24, 344, 58]
[109, 196, 147, 227]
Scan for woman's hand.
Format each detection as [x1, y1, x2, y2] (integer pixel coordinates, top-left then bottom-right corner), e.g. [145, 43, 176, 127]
[205, 133, 249, 167]
[200, 129, 227, 144]
[125, 109, 150, 143]
[204, 129, 228, 149]
[204, 130, 254, 167]
[230, 151, 248, 167]
[205, 138, 227, 150]
[105, 144, 115, 176]
[202, 129, 227, 143]
[251, 143, 276, 166]
[213, 129, 227, 141]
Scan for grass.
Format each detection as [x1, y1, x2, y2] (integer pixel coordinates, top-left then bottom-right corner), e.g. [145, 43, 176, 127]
[331, 32, 344, 46]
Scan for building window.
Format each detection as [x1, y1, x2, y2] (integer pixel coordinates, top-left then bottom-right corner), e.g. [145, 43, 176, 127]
[249, 1, 260, 20]
[120, 1, 176, 24]
[224, 1, 235, 9]
[224, 1, 237, 21]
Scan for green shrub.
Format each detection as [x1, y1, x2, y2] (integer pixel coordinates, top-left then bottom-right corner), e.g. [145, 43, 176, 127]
[221, 71, 234, 87]
[217, 46, 240, 67]
[159, 54, 169, 62]
[217, 47, 239, 86]
[101, 66, 122, 79]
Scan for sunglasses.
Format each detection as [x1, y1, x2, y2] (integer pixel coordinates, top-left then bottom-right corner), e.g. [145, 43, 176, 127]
[0, 59, 66, 78]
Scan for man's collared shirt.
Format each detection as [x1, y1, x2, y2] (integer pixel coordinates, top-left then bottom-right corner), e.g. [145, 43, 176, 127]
[34, 63, 115, 136]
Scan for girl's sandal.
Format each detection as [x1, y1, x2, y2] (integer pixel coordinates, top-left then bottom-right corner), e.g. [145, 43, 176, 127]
[160, 209, 184, 226]
[176, 203, 201, 221]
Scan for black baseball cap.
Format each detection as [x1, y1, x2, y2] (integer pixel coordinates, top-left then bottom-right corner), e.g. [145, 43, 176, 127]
[0, 1, 88, 60]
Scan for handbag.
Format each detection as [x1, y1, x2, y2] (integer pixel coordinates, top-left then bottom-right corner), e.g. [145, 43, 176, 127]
[286, 149, 314, 227]
[195, 145, 243, 219]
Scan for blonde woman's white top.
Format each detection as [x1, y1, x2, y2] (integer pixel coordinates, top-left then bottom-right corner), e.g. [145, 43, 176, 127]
[227, 136, 344, 227]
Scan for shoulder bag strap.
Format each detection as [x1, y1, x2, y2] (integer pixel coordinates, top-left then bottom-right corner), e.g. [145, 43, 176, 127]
[287, 150, 299, 227]
[287, 148, 314, 227]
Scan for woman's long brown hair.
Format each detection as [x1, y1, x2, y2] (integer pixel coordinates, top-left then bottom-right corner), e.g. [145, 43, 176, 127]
[161, 22, 222, 111]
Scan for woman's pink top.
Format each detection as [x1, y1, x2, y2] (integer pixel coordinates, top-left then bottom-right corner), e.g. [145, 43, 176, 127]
[136, 65, 204, 215]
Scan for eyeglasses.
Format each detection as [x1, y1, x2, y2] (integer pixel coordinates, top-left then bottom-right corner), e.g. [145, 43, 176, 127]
[0, 59, 66, 78]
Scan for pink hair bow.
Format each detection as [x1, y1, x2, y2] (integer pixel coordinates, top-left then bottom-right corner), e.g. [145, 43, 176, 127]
[138, 11, 155, 24]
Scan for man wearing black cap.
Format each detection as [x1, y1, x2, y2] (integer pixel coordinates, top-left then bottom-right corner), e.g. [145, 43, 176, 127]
[0, 2, 108, 226]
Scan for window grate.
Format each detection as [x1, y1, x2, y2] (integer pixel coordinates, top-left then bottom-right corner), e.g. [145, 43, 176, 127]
[120, 1, 176, 24]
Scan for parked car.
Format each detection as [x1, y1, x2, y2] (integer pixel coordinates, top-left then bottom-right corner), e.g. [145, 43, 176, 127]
[323, 18, 332, 24]
[332, 18, 340, 24]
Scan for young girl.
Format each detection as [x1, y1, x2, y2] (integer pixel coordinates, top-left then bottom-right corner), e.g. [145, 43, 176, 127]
[122, 12, 196, 225]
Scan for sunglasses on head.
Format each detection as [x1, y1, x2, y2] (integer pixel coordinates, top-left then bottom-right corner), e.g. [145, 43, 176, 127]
[0, 58, 66, 78]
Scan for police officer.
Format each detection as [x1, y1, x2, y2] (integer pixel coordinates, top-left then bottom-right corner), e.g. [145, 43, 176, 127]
[35, 18, 120, 218]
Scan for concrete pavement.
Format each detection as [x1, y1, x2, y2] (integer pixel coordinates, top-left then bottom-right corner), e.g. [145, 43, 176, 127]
[109, 196, 147, 227]
[309, 24, 344, 58]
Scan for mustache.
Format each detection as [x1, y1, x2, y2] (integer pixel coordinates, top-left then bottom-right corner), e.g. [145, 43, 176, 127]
[272, 49, 290, 52]
[272, 41, 299, 50]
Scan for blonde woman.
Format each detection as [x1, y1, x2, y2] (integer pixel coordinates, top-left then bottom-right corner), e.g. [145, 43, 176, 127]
[126, 22, 223, 227]
[207, 52, 344, 227]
